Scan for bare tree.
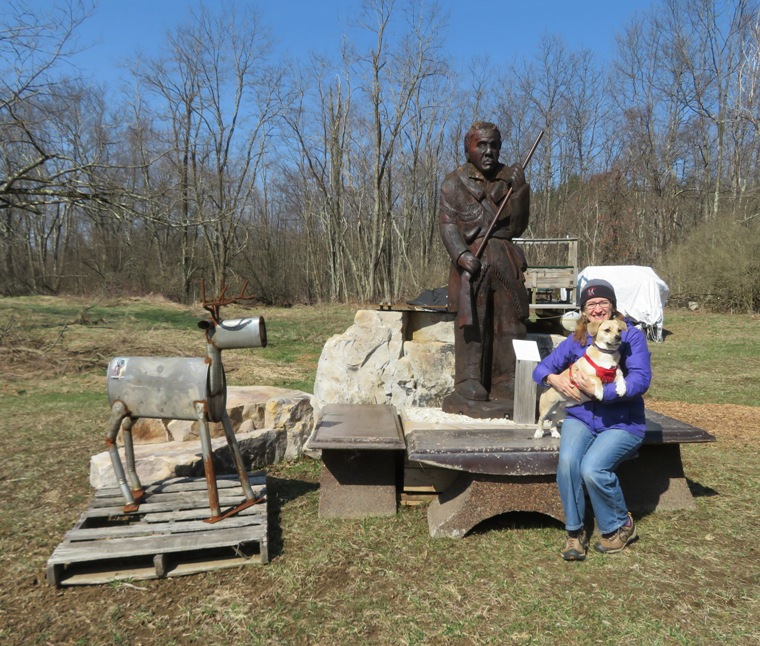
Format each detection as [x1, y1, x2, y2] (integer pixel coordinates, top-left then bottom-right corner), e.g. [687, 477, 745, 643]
[349, 0, 448, 302]
[0, 1, 101, 213]
[134, 4, 280, 300]
[279, 56, 355, 302]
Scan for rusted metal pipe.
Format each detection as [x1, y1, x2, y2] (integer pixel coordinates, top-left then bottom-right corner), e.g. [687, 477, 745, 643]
[196, 402, 222, 520]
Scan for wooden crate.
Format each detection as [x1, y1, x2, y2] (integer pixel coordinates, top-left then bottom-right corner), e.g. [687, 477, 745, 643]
[403, 461, 458, 494]
[47, 473, 268, 586]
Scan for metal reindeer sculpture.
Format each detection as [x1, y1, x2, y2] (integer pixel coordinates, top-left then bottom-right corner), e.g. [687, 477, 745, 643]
[104, 284, 267, 523]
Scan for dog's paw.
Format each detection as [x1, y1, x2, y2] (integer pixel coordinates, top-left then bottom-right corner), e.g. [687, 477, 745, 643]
[550, 427, 561, 439]
[615, 380, 627, 397]
[533, 428, 545, 439]
[594, 385, 604, 400]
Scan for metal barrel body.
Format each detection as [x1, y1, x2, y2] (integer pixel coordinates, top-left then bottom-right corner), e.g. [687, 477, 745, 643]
[206, 316, 266, 349]
[106, 356, 225, 421]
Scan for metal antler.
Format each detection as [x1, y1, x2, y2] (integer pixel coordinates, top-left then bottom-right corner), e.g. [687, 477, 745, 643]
[201, 278, 257, 323]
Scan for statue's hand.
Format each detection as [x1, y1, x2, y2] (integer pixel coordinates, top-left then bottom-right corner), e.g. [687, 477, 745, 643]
[458, 251, 481, 276]
[506, 163, 526, 189]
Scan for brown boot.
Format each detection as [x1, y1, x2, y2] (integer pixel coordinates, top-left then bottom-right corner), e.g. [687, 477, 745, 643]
[594, 513, 638, 554]
[561, 530, 588, 561]
[455, 378, 488, 401]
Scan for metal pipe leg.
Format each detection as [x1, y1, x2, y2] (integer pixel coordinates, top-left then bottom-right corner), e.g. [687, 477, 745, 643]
[105, 401, 137, 510]
[197, 403, 221, 519]
[121, 416, 144, 501]
[221, 412, 255, 500]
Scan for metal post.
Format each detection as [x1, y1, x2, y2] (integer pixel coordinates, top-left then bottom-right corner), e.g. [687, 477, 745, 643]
[121, 416, 144, 498]
[196, 402, 222, 520]
[105, 401, 139, 511]
[221, 412, 255, 500]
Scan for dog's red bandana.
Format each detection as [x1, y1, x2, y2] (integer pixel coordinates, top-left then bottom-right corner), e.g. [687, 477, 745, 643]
[580, 354, 618, 383]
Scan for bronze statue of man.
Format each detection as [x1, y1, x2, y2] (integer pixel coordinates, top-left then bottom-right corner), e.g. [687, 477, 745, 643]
[439, 121, 530, 418]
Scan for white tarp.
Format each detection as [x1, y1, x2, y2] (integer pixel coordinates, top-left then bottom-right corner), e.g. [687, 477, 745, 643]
[578, 266, 670, 342]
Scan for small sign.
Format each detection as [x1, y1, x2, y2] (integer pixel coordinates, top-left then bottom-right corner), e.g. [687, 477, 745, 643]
[512, 339, 541, 362]
[109, 357, 128, 379]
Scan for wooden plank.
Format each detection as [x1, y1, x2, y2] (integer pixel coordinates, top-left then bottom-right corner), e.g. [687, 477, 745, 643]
[513, 357, 538, 425]
[89, 487, 264, 508]
[50, 525, 266, 563]
[61, 511, 266, 542]
[91, 475, 267, 514]
[86, 498, 251, 515]
[95, 473, 266, 498]
[529, 303, 578, 310]
[399, 492, 434, 507]
[515, 237, 580, 244]
[145, 504, 264, 523]
[403, 463, 458, 493]
[58, 551, 261, 586]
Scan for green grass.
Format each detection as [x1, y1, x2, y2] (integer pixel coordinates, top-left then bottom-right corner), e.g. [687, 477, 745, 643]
[649, 309, 760, 405]
[0, 297, 757, 644]
[253, 304, 357, 391]
[4, 294, 199, 329]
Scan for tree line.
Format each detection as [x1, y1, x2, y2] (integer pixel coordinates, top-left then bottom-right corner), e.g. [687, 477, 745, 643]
[2, 0, 759, 311]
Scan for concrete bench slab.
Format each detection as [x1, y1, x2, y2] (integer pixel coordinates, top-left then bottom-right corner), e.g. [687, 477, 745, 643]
[308, 404, 406, 519]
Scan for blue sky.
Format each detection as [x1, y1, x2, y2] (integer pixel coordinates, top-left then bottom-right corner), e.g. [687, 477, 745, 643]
[39, 0, 656, 89]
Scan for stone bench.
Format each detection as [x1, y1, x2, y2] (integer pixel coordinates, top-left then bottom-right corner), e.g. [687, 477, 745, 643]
[308, 402, 715, 538]
[306, 404, 406, 518]
[406, 409, 716, 538]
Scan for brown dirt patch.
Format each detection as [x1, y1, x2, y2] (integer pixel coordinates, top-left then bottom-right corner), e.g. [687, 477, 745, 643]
[646, 399, 760, 446]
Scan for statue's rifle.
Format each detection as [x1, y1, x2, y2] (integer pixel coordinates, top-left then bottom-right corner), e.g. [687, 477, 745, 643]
[456, 129, 545, 329]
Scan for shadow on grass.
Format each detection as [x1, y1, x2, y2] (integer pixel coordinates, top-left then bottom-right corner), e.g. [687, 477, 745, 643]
[687, 477, 719, 498]
[469, 511, 564, 536]
[265, 476, 319, 560]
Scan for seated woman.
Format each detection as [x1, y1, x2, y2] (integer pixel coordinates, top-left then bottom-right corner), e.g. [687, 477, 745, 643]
[533, 279, 651, 561]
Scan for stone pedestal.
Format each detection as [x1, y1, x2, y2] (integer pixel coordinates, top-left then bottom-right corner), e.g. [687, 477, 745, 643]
[427, 473, 564, 538]
[618, 443, 696, 513]
[319, 450, 399, 519]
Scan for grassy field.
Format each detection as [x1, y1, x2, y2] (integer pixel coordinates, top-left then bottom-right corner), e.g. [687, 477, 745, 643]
[0, 297, 758, 645]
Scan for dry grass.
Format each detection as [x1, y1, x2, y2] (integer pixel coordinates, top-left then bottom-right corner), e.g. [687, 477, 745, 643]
[0, 297, 757, 645]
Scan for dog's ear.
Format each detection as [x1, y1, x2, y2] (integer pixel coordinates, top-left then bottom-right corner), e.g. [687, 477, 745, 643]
[587, 320, 601, 336]
[618, 319, 628, 331]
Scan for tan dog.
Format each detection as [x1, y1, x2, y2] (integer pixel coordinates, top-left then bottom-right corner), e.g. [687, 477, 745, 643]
[534, 318, 628, 439]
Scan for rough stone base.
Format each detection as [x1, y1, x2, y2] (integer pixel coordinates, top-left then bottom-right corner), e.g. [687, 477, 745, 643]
[618, 443, 696, 513]
[90, 428, 286, 489]
[318, 449, 398, 519]
[427, 472, 564, 538]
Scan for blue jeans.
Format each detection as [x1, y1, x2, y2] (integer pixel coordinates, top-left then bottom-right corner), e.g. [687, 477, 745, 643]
[557, 417, 643, 535]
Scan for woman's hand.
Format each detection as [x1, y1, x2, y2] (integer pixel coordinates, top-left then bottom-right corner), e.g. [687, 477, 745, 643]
[546, 373, 582, 401]
[572, 370, 598, 399]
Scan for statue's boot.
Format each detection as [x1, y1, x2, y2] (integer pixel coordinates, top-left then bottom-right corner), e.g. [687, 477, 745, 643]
[455, 378, 488, 401]
[489, 379, 515, 403]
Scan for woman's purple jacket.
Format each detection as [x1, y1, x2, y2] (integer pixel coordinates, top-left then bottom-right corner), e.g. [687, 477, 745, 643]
[532, 320, 652, 438]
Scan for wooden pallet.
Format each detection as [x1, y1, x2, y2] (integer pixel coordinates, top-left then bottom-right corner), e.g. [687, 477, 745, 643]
[47, 473, 268, 586]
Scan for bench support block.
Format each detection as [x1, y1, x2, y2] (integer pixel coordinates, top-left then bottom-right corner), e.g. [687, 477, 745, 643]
[427, 443, 698, 538]
[319, 449, 398, 519]
[619, 444, 696, 514]
[428, 473, 565, 538]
